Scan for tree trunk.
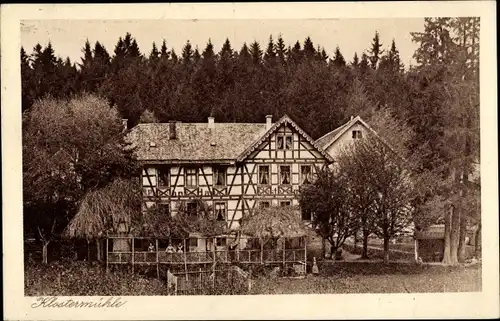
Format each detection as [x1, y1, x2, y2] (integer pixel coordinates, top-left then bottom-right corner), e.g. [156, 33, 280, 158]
[474, 223, 481, 257]
[361, 230, 369, 259]
[321, 237, 325, 258]
[457, 214, 468, 262]
[87, 239, 91, 262]
[383, 236, 390, 264]
[450, 204, 461, 264]
[354, 231, 358, 250]
[442, 206, 453, 264]
[96, 239, 101, 261]
[42, 241, 49, 264]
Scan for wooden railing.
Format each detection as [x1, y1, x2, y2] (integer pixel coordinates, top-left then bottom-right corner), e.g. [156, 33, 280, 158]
[107, 248, 306, 265]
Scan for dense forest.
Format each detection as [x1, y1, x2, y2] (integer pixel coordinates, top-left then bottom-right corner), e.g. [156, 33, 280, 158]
[22, 18, 480, 265]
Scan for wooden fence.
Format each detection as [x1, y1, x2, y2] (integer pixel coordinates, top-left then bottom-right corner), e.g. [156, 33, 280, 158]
[170, 267, 251, 295]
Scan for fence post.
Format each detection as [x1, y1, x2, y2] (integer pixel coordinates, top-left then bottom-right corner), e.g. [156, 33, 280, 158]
[304, 236, 307, 272]
[156, 239, 159, 279]
[183, 239, 188, 281]
[260, 238, 264, 264]
[283, 238, 286, 270]
[131, 237, 134, 273]
[212, 263, 216, 290]
[212, 237, 216, 264]
[199, 267, 202, 293]
[106, 237, 109, 273]
[236, 240, 240, 262]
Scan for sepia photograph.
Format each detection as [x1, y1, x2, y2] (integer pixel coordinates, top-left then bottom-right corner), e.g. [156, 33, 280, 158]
[2, 2, 498, 320]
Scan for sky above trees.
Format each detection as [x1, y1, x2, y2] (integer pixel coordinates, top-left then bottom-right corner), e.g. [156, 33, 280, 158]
[21, 18, 424, 69]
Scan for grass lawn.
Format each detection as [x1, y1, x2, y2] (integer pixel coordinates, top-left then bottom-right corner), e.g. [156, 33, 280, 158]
[250, 262, 481, 294]
[25, 259, 481, 296]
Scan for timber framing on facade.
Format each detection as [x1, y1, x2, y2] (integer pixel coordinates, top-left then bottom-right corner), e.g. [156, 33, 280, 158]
[127, 114, 334, 237]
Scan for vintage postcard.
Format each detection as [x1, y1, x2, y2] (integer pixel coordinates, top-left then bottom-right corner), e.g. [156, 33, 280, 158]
[2, 2, 498, 320]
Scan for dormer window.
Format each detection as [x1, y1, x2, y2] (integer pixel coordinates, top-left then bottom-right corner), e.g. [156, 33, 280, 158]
[352, 130, 363, 139]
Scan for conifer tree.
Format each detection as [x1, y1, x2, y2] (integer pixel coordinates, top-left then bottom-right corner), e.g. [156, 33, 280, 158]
[249, 41, 263, 65]
[263, 35, 276, 66]
[128, 39, 142, 59]
[275, 34, 287, 66]
[193, 47, 201, 64]
[379, 39, 404, 73]
[368, 31, 384, 69]
[303, 37, 316, 61]
[170, 49, 178, 63]
[160, 40, 170, 60]
[149, 42, 160, 62]
[81, 39, 93, 68]
[351, 52, 360, 68]
[94, 41, 111, 64]
[181, 40, 194, 65]
[238, 42, 251, 63]
[332, 46, 346, 68]
[21, 47, 34, 111]
[319, 47, 329, 62]
[360, 52, 370, 73]
[287, 41, 303, 66]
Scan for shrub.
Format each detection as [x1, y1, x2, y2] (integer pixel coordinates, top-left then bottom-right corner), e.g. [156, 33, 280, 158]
[25, 260, 168, 296]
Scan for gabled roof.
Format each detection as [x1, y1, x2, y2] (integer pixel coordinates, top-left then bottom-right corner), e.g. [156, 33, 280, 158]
[128, 122, 267, 163]
[315, 122, 350, 148]
[316, 116, 388, 151]
[316, 115, 402, 161]
[236, 114, 334, 163]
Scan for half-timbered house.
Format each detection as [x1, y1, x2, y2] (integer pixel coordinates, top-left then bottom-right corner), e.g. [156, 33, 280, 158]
[128, 114, 334, 249]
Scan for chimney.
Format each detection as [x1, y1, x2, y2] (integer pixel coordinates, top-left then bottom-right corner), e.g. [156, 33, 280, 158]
[122, 118, 128, 132]
[169, 121, 177, 140]
[266, 115, 273, 130]
[208, 117, 215, 129]
[350, 116, 354, 121]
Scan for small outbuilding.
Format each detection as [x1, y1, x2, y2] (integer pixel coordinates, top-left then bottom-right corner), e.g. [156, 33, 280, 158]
[414, 224, 445, 262]
[414, 224, 478, 262]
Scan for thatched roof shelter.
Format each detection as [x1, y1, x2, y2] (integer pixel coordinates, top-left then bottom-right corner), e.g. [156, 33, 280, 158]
[64, 178, 142, 240]
[240, 205, 307, 239]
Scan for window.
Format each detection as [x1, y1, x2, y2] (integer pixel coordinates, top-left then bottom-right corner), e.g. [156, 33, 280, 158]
[213, 166, 226, 186]
[260, 201, 271, 209]
[279, 165, 291, 185]
[216, 237, 226, 247]
[214, 202, 226, 221]
[157, 203, 170, 216]
[259, 165, 270, 185]
[158, 165, 170, 187]
[352, 130, 363, 139]
[189, 238, 198, 249]
[301, 208, 312, 221]
[280, 201, 291, 207]
[186, 201, 198, 217]
[300, 165, 312, 184]
[185, 168, 198, 187]
[277, 134, 293, 150]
